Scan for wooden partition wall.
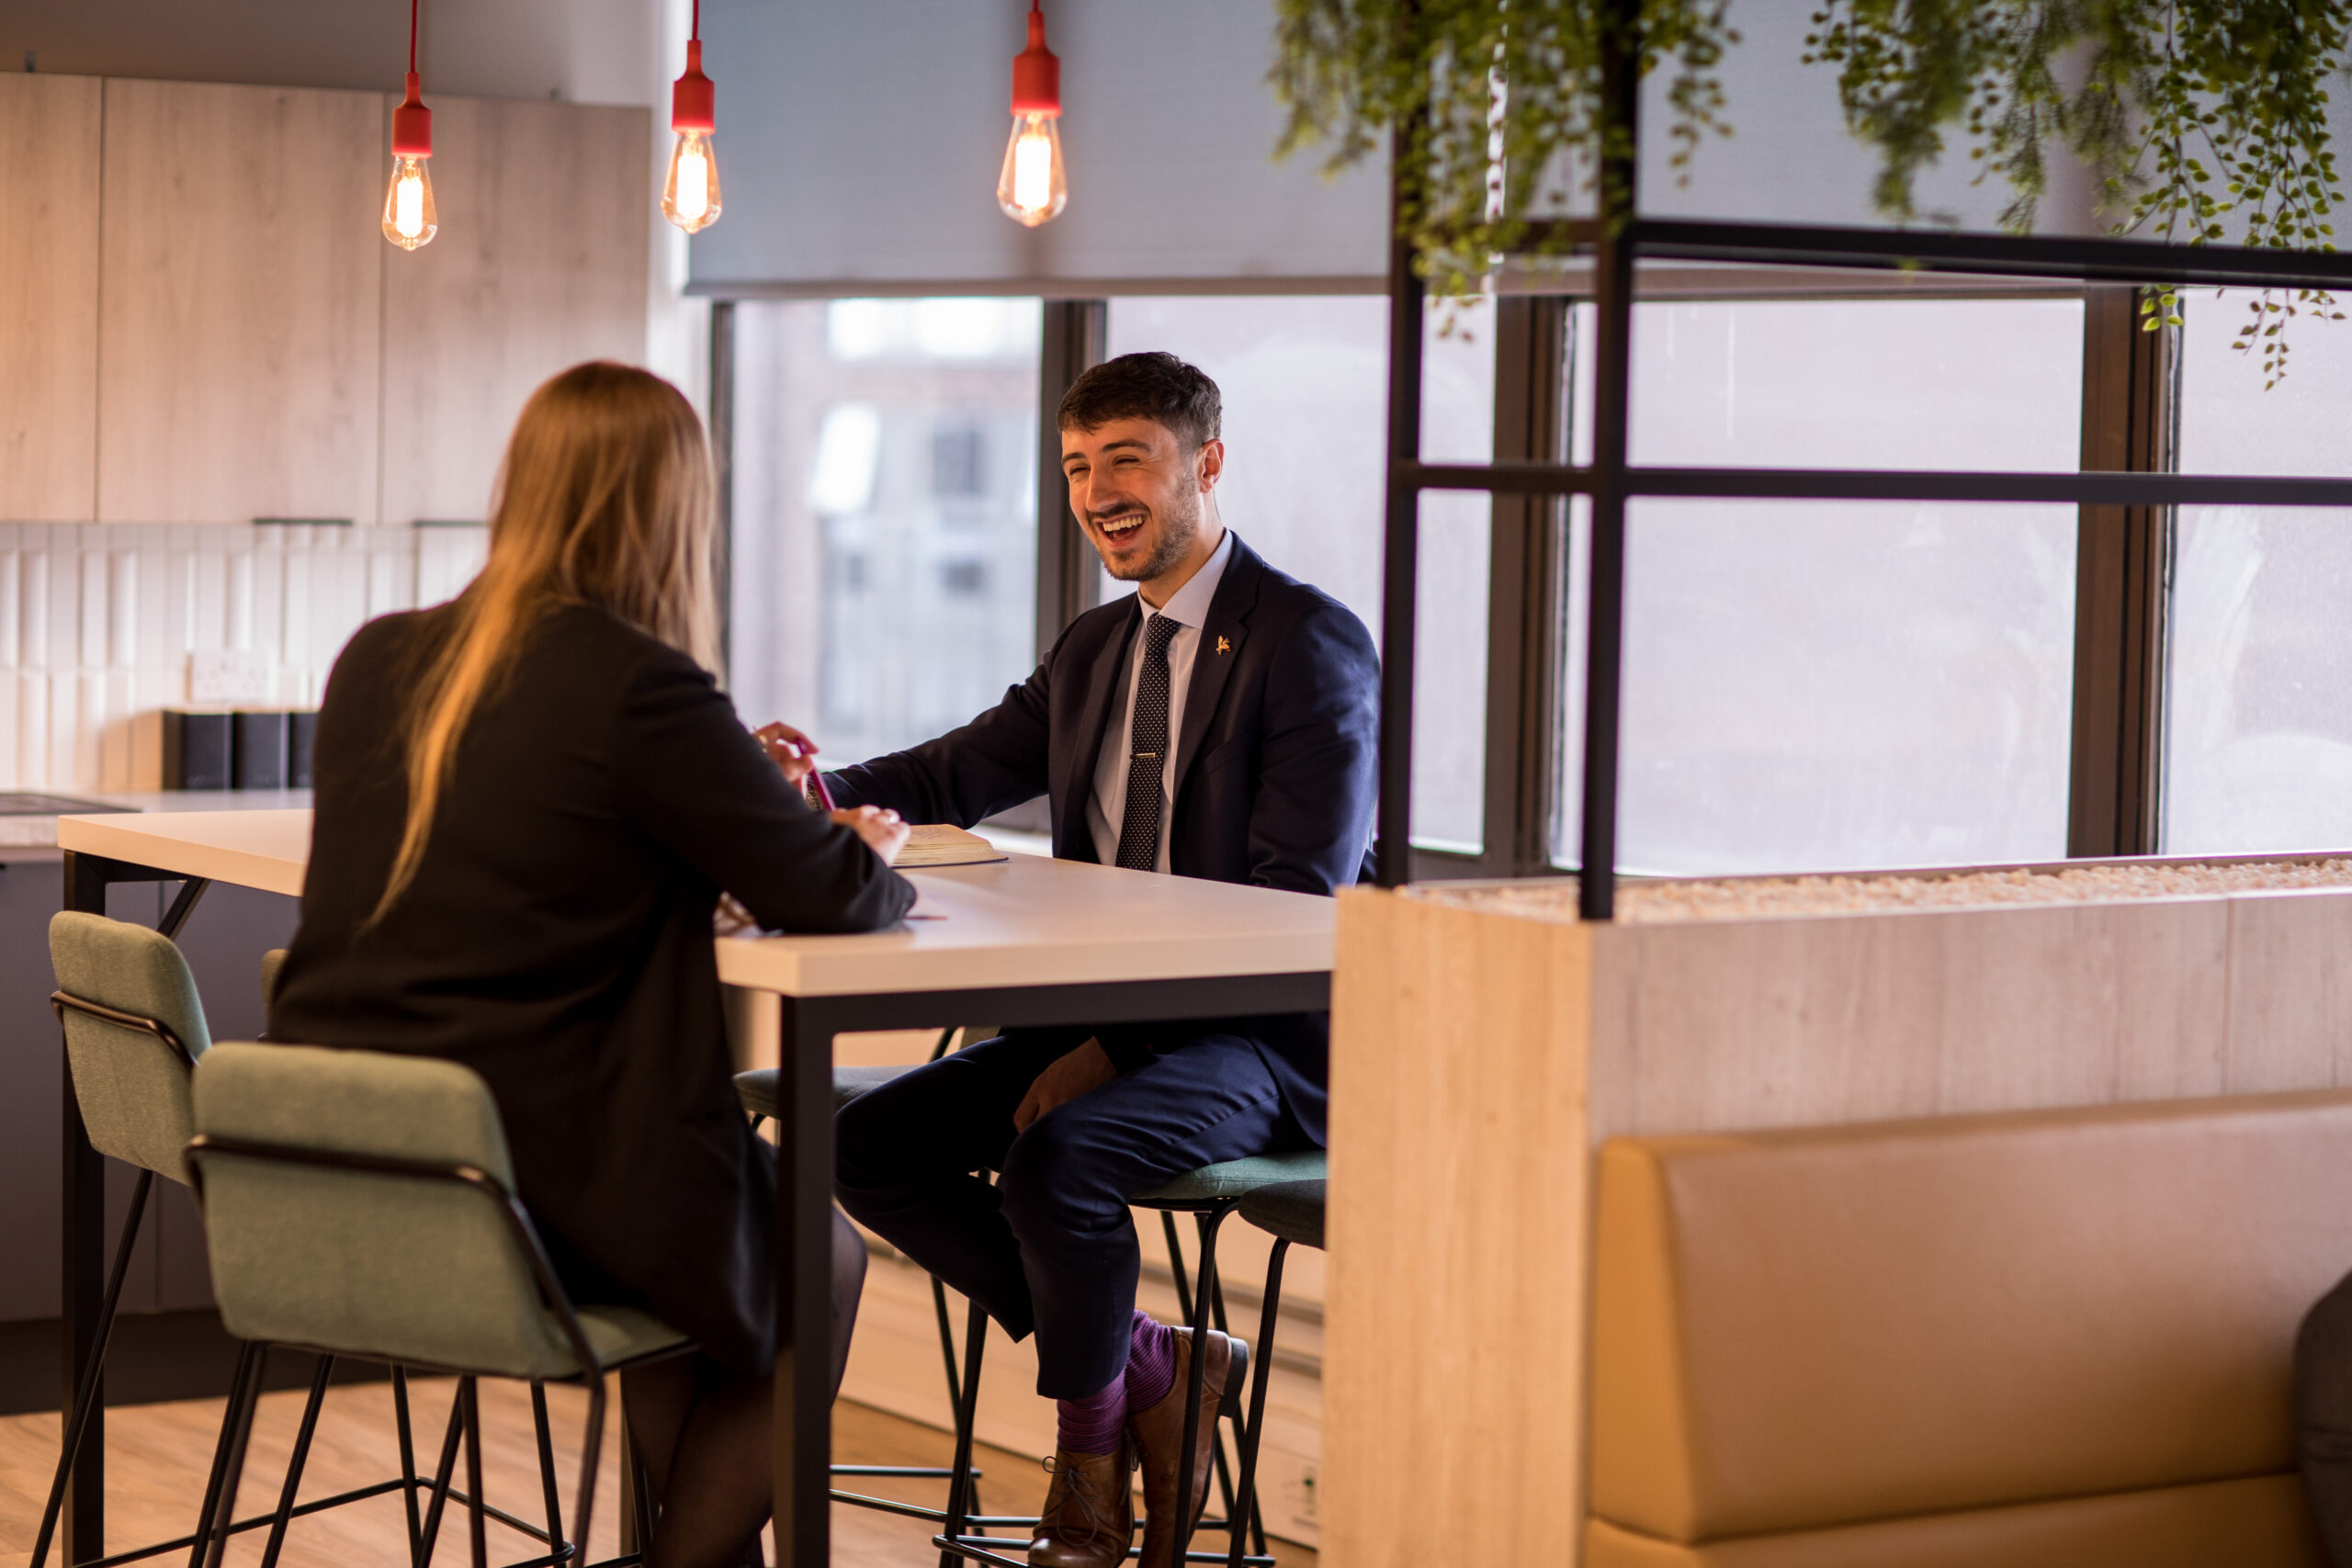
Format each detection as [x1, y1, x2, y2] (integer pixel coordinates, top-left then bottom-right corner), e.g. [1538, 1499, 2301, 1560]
[1320, 877, 2352, 1565]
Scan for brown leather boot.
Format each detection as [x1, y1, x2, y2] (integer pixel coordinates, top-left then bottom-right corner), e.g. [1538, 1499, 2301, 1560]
[1027, 1441, 1136, 1568]
[1131, 1328, 1248, 1568]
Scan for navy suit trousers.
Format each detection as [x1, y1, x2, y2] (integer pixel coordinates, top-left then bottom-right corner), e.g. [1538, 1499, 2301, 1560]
[835, 1027, 1310, 1399]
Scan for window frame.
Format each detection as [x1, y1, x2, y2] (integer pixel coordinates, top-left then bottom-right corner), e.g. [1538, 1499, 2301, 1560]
[708, 280, 2188, 882]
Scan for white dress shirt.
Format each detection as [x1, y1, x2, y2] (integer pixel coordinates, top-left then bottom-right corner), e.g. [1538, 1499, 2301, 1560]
[1086, 529, 1236, 874]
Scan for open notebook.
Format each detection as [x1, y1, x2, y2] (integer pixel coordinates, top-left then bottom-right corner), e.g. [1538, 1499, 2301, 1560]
[892, 823, 1010, 868]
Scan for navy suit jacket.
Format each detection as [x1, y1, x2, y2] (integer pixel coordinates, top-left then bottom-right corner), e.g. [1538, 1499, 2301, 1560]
[826, 533, 1379, 1144]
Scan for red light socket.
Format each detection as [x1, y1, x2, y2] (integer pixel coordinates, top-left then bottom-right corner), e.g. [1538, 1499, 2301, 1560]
[673, 39, 716, 132]
[1011, 8, 1059, 117]
[391, 71, 432, 157]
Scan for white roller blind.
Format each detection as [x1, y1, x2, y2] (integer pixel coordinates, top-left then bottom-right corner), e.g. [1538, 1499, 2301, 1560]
[688, 0, 1391, 296]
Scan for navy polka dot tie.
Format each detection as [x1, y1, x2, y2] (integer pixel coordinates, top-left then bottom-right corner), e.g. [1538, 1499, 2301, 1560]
[1115, 615, 1182, 872]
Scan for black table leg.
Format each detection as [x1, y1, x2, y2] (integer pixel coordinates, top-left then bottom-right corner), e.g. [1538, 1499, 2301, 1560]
[775, 996, 841, 1567]
[61, 852, 111, 1564]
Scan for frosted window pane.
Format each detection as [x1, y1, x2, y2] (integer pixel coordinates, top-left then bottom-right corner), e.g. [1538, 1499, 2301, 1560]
[1571, 298, 2084, 470]
[1103, 297, 1492, 852]
[2165, 296, 2352, 852]
[2178, 292, 2352, 478]
[729, 299, 1041, 763]
[1556, 299, 2082, 873]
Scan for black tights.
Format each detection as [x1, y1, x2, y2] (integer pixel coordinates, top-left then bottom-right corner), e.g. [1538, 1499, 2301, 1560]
[620, 1208, 867, 1568]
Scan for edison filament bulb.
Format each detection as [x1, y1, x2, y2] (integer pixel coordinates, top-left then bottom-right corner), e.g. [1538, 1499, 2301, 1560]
[997, 112, 1067, 227]
[382, 154, 437, 250]
[663, 129, 722, 233]
[384, 68, 435, 252]
[664, 37, 721, 235]
[999, 5, 1068, 228]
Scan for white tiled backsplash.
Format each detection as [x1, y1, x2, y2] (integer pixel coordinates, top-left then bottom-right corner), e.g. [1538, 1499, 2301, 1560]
[0, 523, 490, 793]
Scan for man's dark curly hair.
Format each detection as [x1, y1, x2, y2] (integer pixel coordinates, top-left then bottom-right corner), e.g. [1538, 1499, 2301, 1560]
[1057, 352, 1221, 452]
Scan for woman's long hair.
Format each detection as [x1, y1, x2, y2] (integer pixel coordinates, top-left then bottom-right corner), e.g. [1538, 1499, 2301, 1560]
[375, 362, 720, 919]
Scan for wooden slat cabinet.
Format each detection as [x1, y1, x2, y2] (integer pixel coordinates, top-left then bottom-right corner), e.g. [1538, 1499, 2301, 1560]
[0, 74, 102, 523]
[380, 96, 650, 525]
[96, 79, 384, 525]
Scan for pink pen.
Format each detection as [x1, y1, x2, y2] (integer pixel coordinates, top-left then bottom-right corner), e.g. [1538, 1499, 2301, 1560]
[808, 768, 837, 813]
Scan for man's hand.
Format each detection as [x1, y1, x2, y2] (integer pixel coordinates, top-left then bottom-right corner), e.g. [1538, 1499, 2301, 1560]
[754, 721, 821, 788]
[833, 805, 910, 864]
[1013, 1040, 1118, 1133]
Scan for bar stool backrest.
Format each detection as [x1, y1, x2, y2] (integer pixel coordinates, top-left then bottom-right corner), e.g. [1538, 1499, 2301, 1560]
[50, 911, 212, 1184]
[190, 1043, 602, 1382]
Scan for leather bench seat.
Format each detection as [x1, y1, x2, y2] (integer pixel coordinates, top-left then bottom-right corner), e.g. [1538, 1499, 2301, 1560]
[1589, 1091, 2352, 1566]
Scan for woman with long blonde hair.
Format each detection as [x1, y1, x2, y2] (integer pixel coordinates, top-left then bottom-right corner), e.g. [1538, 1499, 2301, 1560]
[271, 362, 911, 1568]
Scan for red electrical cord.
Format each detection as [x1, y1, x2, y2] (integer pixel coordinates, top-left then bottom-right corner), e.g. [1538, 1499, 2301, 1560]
[408, 0, 419, 76]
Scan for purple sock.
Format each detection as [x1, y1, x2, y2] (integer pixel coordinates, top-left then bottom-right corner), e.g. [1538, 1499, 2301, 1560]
[1057, 1374, 1128, 1456]
[1125, 1309, 1177, 1413]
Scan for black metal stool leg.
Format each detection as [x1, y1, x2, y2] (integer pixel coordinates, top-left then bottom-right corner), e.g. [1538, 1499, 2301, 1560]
[1226, 1240, 1287, 1568]
[630, 1429, 658, 1555]
[393, 1366, 424, 1561]
[1170, 1204, 1234, 1566]
[574, 1373, 608, 1568]
[1196, 1216, 1244, 1535]
[413, 1380, 469, 1568]
[460, 1378, 489, 1568]
[258, 1354, 335, 1568]
[529, 1382, 570, 1566]
[183, 1340, 258, 1568]
[937, 1295, 989, 1568]
[932, 1272, 964, 1411]
[32, 1167, 154, 1568]
[197, 1343, 267, 1568]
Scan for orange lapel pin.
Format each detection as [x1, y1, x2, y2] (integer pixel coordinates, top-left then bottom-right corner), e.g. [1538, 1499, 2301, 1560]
[1216, 636, 1232, 655]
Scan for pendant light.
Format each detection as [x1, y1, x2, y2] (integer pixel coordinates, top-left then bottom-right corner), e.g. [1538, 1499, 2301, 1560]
[662, 0, 722, 233]
[997, 1, 1068, 227]
[381, 0, 436, 251]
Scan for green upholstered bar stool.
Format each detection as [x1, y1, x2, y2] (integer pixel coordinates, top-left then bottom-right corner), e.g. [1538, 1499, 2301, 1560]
[1224, 1179, 1326, 1568]
[933, 1149, 1324, 1568]
[40, 914, 435, 1568]
[734, 1026, 994, 1529]
[188, 1043, 693, 1568]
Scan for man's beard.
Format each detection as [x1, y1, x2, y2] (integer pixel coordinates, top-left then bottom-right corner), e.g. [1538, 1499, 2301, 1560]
[1097, 491, 1201, 582]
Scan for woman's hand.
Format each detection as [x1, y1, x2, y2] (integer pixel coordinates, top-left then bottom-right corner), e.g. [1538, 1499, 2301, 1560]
[754, 721, 821, 788]
[832, 805, 910, 864]
[1013, 1039, 1118, 1133]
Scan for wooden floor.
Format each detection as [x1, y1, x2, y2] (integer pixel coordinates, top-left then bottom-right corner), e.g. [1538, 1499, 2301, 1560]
[0, 1376, 1316, 1567]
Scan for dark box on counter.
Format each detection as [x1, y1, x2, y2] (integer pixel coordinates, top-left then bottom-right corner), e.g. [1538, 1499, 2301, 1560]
[162, 709, 321, 789]
[288, 710, 317, 788]
[232, 711, 288, 789]
[161, 710, 232, 790]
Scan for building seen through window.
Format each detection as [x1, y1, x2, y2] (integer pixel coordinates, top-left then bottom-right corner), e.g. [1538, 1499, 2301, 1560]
[729, 299, 1042, 764]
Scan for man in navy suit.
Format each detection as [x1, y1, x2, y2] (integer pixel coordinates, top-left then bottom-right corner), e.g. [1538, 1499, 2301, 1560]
[768, 352, 1377, 1568]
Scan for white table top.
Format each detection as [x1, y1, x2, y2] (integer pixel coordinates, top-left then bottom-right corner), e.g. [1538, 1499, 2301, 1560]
[57, 808, 1336, 998]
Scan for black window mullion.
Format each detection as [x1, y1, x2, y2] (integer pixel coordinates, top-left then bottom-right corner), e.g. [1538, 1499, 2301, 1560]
[1486, 295, 1570, 879]
[1035, 299, 1108, 660]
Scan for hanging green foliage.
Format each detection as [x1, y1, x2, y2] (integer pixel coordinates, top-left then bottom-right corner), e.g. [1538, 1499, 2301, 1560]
[1271, 0, 2349, 383]
[1805, 1, 2349, 385]
[1268, 0, 1741, 299]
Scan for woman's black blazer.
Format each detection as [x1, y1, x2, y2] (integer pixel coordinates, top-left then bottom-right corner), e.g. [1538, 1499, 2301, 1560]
[270, 601, 913, 1372]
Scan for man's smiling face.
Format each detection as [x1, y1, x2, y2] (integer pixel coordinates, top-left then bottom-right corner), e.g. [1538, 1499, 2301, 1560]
[1059, 417, 1224, 590]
